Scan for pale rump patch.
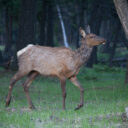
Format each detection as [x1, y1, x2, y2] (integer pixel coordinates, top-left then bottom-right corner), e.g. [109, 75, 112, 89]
[17, 44, 33, 57]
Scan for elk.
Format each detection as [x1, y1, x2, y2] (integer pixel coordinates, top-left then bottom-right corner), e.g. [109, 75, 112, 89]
[5, 27, 106, 110]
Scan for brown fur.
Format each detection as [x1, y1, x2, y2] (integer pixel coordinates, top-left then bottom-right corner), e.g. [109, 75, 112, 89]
[6, 27, 106, 110]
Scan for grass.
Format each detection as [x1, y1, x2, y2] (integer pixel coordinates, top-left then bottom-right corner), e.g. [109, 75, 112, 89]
[0, 65, 128, 128]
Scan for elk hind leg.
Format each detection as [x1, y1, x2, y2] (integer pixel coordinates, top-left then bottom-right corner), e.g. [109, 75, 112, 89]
[22, 71, 38, 109]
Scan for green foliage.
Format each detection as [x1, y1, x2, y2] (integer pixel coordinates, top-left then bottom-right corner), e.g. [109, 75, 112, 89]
[97, 52, 109, 63]
[0, 0, 20, 20]
[115, 47, 128, 58]
[0, 65, 127, 127]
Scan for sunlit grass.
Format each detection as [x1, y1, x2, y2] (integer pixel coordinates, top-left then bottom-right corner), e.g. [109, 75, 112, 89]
[0, 65, 128, 128]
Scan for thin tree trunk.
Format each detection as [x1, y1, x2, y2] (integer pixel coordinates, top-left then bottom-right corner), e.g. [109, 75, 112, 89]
[16, 0, 36, 51]
[76, 0, 86, 48]
[4, 7, 12, 55]
[87, 47, 97, 67]
[101, 20, 111, 53]
[87, 0, 102, 67]
[108, 42, 117, 67]
[0, 9, 6, 45]
[39, 0, 47, 45]
[46, 2, 54, 46]
[108, 19, 120, 67]
[56, 5, 69, 48]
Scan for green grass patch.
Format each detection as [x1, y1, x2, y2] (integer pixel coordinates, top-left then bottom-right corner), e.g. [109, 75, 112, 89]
[0, 65, 128, 128]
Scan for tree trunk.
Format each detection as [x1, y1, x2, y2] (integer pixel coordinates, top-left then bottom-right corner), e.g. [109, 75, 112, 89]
[0, 9, 6, 45]
[108, 42, 117, 67]
[101, 20, 112, 53]
[4, 7, 13, 56]
[87, 47, 97, 67]
[113, 0, 128, 39]
[0, 50, 3, 63]
[39, 0, 47, 45]
[46, 2, 54, 47]
[57, 5, 69, 48]
[113, 0, 128, 84]
[87, 0, 102, 67]
[76, 0, 86, 48]
[108, 18, 121, 67]
[16, 0, 37, 51]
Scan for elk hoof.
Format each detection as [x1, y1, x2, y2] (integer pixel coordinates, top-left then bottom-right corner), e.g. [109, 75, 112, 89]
[74, 104, 83, 111]
[62, 107, 66, 111]
[5, 97, 11, 107]
[29, 105, 36, 110]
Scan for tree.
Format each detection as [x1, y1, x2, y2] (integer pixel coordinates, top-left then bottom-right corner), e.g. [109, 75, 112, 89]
[76, 0, 87, 48]
[113, 0, 128, 39]
[46, 1, 54, 46]
[0, 0, 14, 59]
[16, 0, 37, 51]
[87, 0, 103, 67]
[4, 5, 13, 57]
[57, 5, 69, 48]
[39, 0, 47, 45]
[113, 0, 128, 84]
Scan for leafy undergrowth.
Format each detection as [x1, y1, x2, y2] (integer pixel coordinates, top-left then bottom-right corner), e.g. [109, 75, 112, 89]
[0, 65, 128, 128]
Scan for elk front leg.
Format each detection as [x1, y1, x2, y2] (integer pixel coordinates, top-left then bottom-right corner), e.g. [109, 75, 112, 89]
[70, 76, 84, 110]
[60, 78, 66, 110]
[22, 71, 38, 109]
[6, 71, 25, 107]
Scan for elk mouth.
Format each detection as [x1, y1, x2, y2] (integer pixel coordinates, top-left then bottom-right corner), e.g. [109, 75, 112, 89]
[102, 39, 106, 45]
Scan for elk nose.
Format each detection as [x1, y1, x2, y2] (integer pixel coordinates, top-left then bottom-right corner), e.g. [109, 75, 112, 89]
[102, 39, 106, 45]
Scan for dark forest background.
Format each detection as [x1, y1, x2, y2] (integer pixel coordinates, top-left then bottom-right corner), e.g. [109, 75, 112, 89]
[0, 0, 127, 70]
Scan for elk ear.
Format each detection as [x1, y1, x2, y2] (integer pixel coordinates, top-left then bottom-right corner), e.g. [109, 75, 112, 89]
[86, 25, 91, 34]
[79, 27, 86, 38]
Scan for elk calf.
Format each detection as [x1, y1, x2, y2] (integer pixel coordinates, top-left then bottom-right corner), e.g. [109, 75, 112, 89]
[6, 27, 106, 110]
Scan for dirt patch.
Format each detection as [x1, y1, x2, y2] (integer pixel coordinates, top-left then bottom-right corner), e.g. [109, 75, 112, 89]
[6, 107, 17, 112]
[88, 112, 128, 122]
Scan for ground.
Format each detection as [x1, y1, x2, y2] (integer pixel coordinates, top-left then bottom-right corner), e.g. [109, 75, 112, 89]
[0, 65, 128, 128]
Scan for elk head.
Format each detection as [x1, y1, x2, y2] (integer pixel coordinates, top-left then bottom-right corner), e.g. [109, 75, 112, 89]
[79, 26, 106, 47]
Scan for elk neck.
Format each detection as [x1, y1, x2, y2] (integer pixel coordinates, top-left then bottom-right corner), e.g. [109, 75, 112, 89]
[74, 39, 93, 68]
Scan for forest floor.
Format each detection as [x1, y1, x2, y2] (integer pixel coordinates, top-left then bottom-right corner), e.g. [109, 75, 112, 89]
[0, 65, 128, 128]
